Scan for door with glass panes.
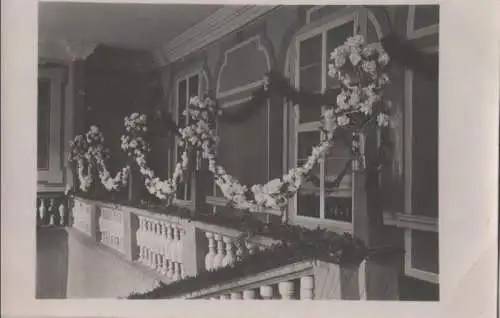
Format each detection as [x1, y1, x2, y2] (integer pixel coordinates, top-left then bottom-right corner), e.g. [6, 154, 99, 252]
[175, 72, 201, 202]
[289, 12, 364, 231]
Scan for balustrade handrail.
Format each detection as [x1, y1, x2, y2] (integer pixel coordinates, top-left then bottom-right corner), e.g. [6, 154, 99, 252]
[75, 196, 281, 247]
[181, 260, 315, 299]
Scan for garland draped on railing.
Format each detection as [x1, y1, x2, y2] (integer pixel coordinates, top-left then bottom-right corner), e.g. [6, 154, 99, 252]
[69, 35, 392, 213]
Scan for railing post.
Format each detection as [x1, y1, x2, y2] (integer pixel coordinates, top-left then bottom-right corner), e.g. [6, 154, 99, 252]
[89, 201, 98, 241]
[190, 150, 210, 218]
[351, 126, 401, 300]
[122, 208, 137, 261]
[180, 221, 206, 278]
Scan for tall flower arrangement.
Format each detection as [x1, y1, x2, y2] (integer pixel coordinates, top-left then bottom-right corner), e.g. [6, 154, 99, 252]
[69, 126, 129, 193]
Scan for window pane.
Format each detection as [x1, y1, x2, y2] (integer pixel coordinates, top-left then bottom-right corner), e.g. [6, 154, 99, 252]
[298, 64, 322, 123]
[324, 141, 352, 222]
[297, 131, 321, 218]
[177, 79, 187, 126]
[299, 64, 322, 93]
[297, 131, 320, 160]
[411, 54, 438, 218]
[325, 197, 352, 222]
[411, 230, 439, 274]
[188, 75, 199, 100]
[414, 5, 439, 30]
[299, 35, 322, 67]
[297, 161, 320, 218]
[326, 21, 354, 88]
[38, 79, 51, 170]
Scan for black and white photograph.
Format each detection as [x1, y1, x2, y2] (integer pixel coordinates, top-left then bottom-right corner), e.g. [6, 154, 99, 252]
[34, 2, 441, 301]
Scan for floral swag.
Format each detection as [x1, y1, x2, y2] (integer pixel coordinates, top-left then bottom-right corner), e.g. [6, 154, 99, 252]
[69, 35, 391, 213]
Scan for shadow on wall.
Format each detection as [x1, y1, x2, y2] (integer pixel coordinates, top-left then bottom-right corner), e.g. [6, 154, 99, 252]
[36, 226, 160, 298]
[36, 227, 69, 298]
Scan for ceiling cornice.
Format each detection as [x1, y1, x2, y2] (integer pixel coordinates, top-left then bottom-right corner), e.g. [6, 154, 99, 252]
[39, 40, 97, 62]
[156, 5, 277, 66]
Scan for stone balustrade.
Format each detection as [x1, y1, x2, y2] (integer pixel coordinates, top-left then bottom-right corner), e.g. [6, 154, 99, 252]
[71, 198, 94, 236]
[195, 274, 316, 300]
[136, 216, 185, 281]
[202, 229, 273, 273]
[99, 207, 125, 253]
[68, 197, 400, 300]
[37, 193, 68, 227]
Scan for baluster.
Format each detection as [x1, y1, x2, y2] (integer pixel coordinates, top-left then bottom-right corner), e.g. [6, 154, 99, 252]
[205, 232, 216, 271]
[167, 259, 174, 279]
[177, 228, 184, 265]
[245, 241, 257, 255]
[243, 290, 256, 299]
[38, 199, 46, 224]
[300, 276, 314, 300]
[150, 221, 159, 269]
[213, 234, 225, 270]
[58, 201, 66, 226]
[219, 294, 230, 300]
[278, 281, 295, 300]
[260, 285, 274, 300]
[165, 224, 173, 261]
[230, 292, 242, 300]
[235, 241, 246, 262]
[137, 217, 144, 262]
[222, 236, 235, 268]
[48, 199, 56, 226]
[49, 214, 56, 226]
[172, 262, 181, 281]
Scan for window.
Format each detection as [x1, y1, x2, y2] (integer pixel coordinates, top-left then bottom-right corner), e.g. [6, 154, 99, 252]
[404, 50, 439, 283]
[38, 79, 51, 170]
[291, 13, 359, 227]
[175, 73, 200, 201]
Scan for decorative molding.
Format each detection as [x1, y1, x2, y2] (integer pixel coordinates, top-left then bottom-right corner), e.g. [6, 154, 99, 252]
[62, 40, 98, 61]
[383, 211, 438, 232]
[404, 229, 439, 284]
[182, 260, 314, 299]
[39, 40, 97, 61]
[160, 6, 277, 63]
[406, 5, 439, 40]
[216, 35, 271, 99]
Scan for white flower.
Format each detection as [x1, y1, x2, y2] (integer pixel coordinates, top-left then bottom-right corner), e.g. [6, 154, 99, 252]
[349, 51, 362, 66]
[337, 115, 350, 127]
[129, 140, 138, 148]
[265, 178, 282, 194]
[377, 113, 390, 127]
[336, 92, 349, 110]
[378, 53, 390, 66]
[328, 63, 336, 78]
[346, 35, 364, 47]
[189, 96, 200, 105]
[334, 54, 346, 68]
[362, 61, 377, 74]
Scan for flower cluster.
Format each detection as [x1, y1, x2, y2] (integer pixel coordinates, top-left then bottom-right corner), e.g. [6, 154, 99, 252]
[328, 35, 391, 128]
[121, 98, 219, 201]
[68, 126, 129, 192]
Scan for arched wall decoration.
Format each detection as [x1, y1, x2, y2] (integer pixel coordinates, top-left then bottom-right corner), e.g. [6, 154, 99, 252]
[216, 35, 271, 103]
[406, 5, 439, 40]
[38, 64, 71, 191]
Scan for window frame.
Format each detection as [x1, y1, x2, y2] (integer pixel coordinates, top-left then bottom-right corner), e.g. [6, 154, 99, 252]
[287, 8, 367, 232]
[403, 45, 439, 284]
[173, 70, 202, 206]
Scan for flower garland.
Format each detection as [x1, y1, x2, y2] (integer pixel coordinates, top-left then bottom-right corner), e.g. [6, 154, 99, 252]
[203, 35, 391, 212]
[69, 35, 391, 215]
[120, 97, 220, 201]
[69, 126, 130, 192]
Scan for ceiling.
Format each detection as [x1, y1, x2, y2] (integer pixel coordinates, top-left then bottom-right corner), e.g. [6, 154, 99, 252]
[38, 2, 224, 51]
